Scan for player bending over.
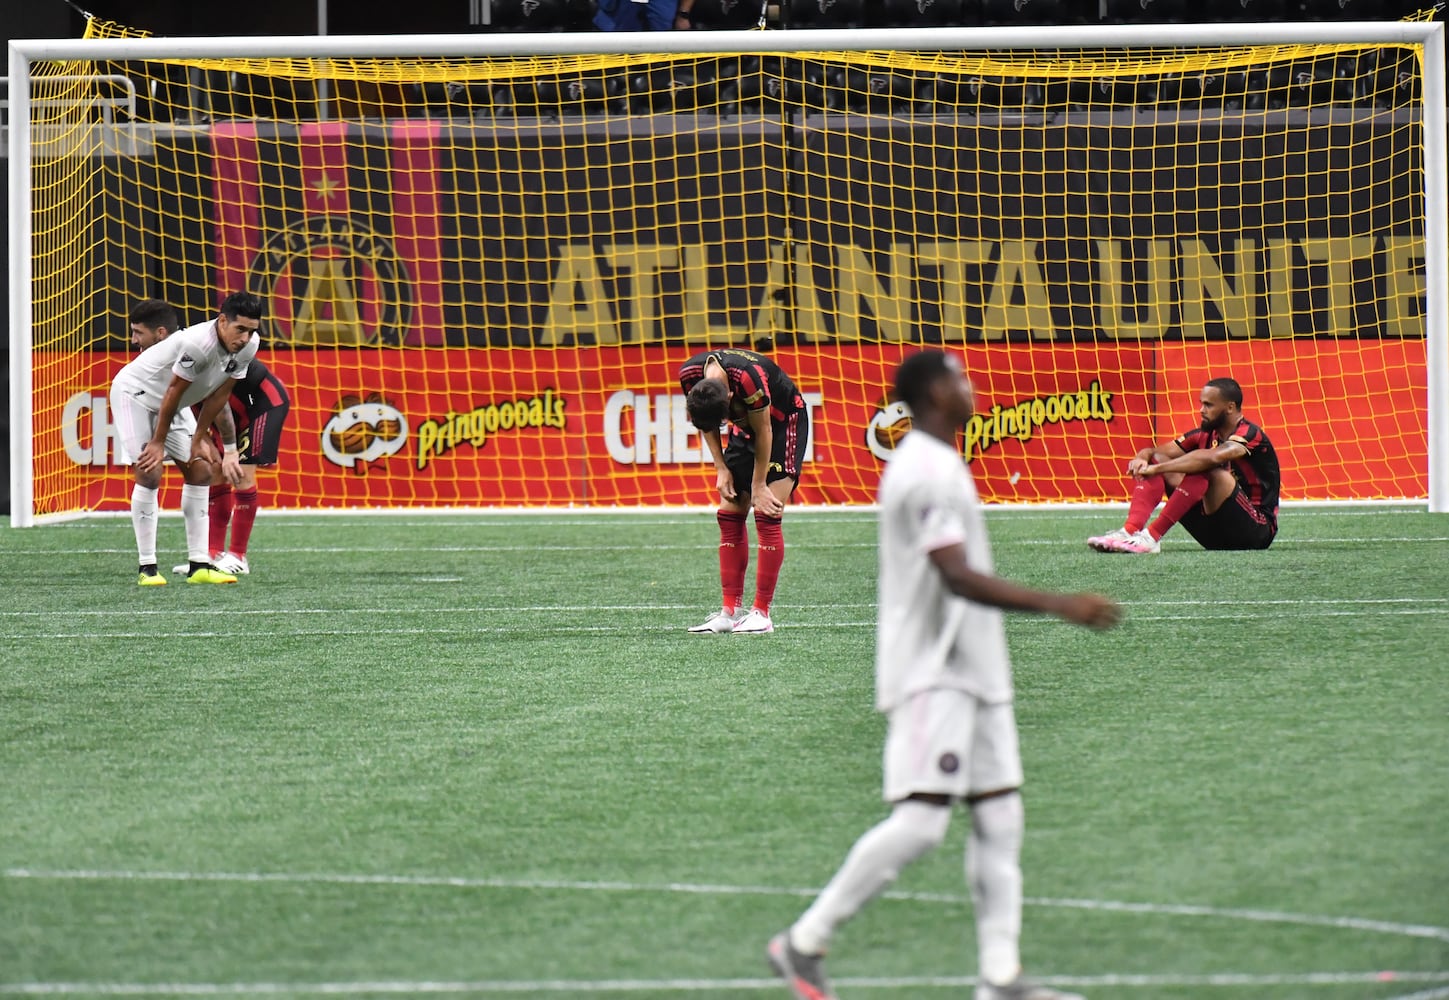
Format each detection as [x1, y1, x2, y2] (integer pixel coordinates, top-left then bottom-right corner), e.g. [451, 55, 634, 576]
[1088, 377, 1280, 554]
[171, 359, 291, 577]
[767, 349, 1119, 1000]
[111, 293, 263, 585]
[679, 348, 810, 635]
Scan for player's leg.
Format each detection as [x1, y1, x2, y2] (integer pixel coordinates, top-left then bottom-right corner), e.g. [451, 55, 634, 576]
[769, 691, 965, 999]
[737, 409, 806, 634]
[1119, 465, 1234, 553]
[217, 398, 284, 575]
[177, 445, 235, 584]
[689, 437, 753, 634]
[110, 390, 181, 584]
[1089, 449, 1173, 551]
[1179, 485, 1277, 551]
[966, 705, 1081, 1000]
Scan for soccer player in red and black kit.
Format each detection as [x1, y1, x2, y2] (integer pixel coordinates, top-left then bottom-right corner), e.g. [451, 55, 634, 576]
[679, 348, 809, 634]
[1087, 377, 1280, 554]
[198, 358, 291, 575]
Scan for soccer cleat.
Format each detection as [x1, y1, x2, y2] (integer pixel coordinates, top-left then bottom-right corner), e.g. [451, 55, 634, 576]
[975, 976, 1086, 1000]
[175, 552, 223, 576]
[688, 608, 744, 634]
[1086, 527, 1132, 552]
[767, 932, 838, 1000]
[732, 608, 775, 634]
[213, 552, 250, 575]
[1116, 528, 1161, 554]
[137, 570, 167, 587]
[185, 566, 238, 584]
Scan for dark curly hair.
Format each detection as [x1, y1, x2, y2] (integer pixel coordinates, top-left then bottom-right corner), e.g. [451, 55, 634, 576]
[686, 378, 731, 431]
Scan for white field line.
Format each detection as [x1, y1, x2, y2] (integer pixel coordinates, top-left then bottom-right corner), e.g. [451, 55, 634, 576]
[1386, 987, 1449, 1000]
[6, 867, 1449, 945]
[3, 971, 1449, 995]
[36, 501, 1433, 529]
[1, 596, 1443, 620]
[5, 607, 1448, 641]
[11, 534, 1449, 557]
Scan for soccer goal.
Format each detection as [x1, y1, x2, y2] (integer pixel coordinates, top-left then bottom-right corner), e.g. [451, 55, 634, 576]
[7, 18, 1446, 525]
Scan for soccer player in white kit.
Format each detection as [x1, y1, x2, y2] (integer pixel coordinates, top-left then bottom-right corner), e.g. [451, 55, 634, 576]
[109, 291, 264, 585]
[767, 350, 1120, 1000]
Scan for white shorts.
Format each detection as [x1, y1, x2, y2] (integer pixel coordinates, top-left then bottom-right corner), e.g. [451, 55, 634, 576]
[882, 689, 1023, 803]
[109, 387, 197, 466]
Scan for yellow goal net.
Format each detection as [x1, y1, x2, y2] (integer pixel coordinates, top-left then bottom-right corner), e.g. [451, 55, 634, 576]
[9, 15, 1444, 522]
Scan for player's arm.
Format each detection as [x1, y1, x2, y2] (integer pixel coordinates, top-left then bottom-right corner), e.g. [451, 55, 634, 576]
[928, 544, 1119, 629]
[135, 373, 192, 474]
[190, 380, 237, 467]
[701, 427, 736, 501]
[1141, 439, 1247, 478]
[743, 405, 783, 516]
[213, 402, 245, 485]
[1126, 439, 1186, 477]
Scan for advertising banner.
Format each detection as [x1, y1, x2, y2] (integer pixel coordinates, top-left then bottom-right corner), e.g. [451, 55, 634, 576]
[47, 339, 1426, 511]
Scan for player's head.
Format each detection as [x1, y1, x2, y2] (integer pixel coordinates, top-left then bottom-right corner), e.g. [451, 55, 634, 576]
[894, 349, 974, 427]
[1200, 377, 1243, 432]
[216, 291, 264, 353]
[686, 377, 731, 431]
[127, 299, 180, 351]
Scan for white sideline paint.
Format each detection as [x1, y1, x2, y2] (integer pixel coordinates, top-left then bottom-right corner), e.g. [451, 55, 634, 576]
[10, 535, 1449, 558]
[6, 608, 1448, 642]
[1386, 987, 1449, 1000]
[0, 596, 1443, 620]
[5, 606, 1447, 641]
[3, 971, 1449, 995]
[6, 867, 1449, 944]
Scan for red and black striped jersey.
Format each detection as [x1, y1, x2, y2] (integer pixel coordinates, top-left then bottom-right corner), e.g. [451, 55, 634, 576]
[1175, 418, 1281, 519]
[678, 349, 804, 425]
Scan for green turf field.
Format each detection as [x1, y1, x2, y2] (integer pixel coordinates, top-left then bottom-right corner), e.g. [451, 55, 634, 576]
[2, 506, 1446, 999]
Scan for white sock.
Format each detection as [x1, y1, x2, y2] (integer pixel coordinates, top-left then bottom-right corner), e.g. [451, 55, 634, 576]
[967, 793, 1025, 986]
[181, 483, 211, 562]
[131, 484, 159, 565]
[790, 799, 951, 956]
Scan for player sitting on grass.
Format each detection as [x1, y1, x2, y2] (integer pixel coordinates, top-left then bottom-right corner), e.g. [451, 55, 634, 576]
[1087, 377, 1280, 554]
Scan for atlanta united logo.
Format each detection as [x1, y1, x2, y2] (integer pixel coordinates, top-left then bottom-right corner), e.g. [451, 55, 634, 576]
[248, 215, 413, 347]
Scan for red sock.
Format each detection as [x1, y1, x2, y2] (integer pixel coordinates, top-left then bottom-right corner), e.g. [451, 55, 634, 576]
[717, 510, 749, 614]
[230, 487, 260, 556]
[1124, 476, 1166, 533]
[1149, 473, 1210, 541]
[753, 513, 784, 615]
[208, 484, 235, 555]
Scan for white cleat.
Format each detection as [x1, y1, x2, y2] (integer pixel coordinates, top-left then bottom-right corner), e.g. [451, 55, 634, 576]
[688, 608, 743, 634]
[731, 608, 774, 634]
[1086, 527, 1132, 552]
[212, 551, 250, 575]
[1117, 528, 1161, 554]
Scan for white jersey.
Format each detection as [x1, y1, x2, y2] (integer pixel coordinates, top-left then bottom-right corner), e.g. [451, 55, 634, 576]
[111, 319, 259, 412]
[875, 430, 1013, 711]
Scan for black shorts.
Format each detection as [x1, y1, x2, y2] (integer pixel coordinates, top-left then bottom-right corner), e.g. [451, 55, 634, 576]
[1178, 484, 1277, 550]
[723, 407, 809, 500]
[229, 374, 291, 465]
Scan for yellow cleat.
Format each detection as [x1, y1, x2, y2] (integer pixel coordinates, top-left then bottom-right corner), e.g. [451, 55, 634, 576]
[137, 571, 168, 587]
[185, 566, 237, 585]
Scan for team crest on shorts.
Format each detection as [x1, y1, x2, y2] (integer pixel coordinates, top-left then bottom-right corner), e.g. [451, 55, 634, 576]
[938, 752, 960, 774]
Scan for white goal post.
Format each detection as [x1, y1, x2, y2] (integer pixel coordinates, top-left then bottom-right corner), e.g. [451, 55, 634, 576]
[7, 21, 1448, 523]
